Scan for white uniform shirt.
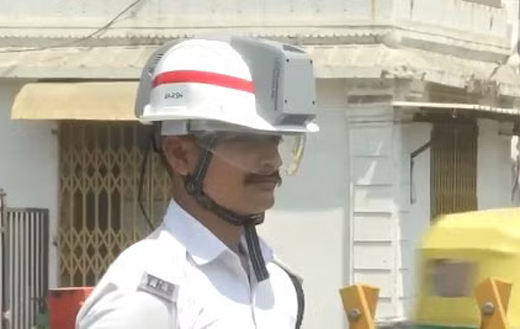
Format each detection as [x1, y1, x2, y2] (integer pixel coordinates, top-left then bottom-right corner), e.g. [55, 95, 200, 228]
[76, 200, 301, 329]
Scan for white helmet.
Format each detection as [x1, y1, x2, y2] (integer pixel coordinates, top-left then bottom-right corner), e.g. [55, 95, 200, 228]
[135, 36, 319, 136]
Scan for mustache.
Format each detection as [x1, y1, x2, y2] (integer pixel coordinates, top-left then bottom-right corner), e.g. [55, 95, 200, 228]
[244, 171, 282, 186]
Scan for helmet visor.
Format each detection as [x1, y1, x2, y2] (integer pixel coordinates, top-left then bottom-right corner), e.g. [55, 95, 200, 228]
[197, 132, 306, 176]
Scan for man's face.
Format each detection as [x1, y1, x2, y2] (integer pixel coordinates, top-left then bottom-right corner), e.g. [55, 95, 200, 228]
[202, 133, 283, 215]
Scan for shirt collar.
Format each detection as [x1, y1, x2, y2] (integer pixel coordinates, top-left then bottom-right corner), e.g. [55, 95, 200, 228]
[163, 200, 274, 265]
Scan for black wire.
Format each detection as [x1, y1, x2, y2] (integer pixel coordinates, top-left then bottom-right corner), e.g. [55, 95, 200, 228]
[138, 137, 155, 231]
[0, 0, 145, 54]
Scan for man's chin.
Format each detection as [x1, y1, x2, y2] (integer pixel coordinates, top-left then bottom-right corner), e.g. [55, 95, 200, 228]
[234, 196, 276, 216]
[249, 197, 276, 214]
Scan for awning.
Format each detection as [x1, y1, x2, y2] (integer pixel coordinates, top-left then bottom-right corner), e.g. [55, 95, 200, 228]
[11, 82, 139, 120]
[392, 101, 520, 116]
[304, 45, 520, 97]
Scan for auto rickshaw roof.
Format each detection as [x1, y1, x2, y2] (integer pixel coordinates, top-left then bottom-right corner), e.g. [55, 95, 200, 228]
[421, 207, 520, 253]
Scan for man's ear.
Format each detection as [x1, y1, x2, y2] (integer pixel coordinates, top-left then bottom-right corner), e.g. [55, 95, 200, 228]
[162, 136, 198, 176]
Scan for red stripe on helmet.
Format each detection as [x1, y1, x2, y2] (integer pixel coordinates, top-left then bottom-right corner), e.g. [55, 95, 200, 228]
[152, 70, 255, 93]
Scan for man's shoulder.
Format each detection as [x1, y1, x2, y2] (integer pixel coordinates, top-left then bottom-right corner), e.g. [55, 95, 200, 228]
[77, 225, 187, 327]
[270, 256, 303, 284]
[102, 224, 187, 289]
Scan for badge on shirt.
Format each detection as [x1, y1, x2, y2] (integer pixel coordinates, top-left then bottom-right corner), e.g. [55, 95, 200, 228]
[137, 272, 176, 302]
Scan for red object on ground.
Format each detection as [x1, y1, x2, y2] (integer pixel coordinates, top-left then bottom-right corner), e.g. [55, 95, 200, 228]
[48, 287, 94, 329]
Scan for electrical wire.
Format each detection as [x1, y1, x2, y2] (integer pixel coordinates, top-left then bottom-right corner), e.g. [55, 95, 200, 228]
[0, 0, 145, 54]
[138, 137, 155, 231]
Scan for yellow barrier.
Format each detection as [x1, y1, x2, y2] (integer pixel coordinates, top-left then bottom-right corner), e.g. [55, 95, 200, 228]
[339, 285, 379, 329]
[476, 278, 511, 329]
[340, 277, 512, 329]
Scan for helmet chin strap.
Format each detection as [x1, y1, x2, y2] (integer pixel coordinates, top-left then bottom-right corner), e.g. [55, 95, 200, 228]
[184, 135, 270, 282]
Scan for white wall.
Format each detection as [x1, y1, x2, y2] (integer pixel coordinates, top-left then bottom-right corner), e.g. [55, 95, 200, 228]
[398, 121, 432, 319]
[0, 0, 394, 31]
[0, 80, 59, 288]
[0, 0, 513, 54]
[260, 79, 350, 329]
[513, 136, 520, 205]
[345, 105, 403, 320]
[394, 0, 510, 39]
[345, 108, 433, 321]
[504, 0, 520, 49]
[477, 119, 514, 209]
[349, 118, 396, 319]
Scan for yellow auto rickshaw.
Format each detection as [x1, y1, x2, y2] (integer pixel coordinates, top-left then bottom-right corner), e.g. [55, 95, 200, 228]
[413, 207, 520, 329]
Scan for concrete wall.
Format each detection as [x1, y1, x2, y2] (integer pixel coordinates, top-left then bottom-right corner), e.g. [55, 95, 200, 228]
[0, 80, 60, 288]
[394, 0, 512, 40]
[348, 106, 398, 320]
[260, 79, 350, 329]
[505, 0, 520, 49]
[0, 0, 395, 31]
[513, 136, 520, 205]
[342, 107, 433, 321]
[342, 105, 411, 321]
[0, 0, 515, 54]
[477, 119, 515, 209]
[398, 121, 432, 319]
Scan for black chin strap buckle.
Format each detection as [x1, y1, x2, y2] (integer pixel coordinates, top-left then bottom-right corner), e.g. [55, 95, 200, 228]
[245, 224, 270, 282]
[185, 178, 198, 195]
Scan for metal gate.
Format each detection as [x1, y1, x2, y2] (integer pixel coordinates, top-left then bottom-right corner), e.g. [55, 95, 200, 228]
[58, 122, 169, 287]
[0, 191, 49, 329]
[431, 121, 478, 220]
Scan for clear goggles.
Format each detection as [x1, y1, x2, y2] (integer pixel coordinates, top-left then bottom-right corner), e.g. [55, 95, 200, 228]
[195, 132, 306, 176]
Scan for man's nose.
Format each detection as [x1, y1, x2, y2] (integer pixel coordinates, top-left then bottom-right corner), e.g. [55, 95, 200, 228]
[258, 145, 282, 171]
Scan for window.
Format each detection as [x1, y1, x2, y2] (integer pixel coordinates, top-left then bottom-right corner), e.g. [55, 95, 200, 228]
[427, 259, 478, 297]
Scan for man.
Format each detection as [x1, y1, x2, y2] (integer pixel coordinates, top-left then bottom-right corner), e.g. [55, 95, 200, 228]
[76, 35, 319, 329]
